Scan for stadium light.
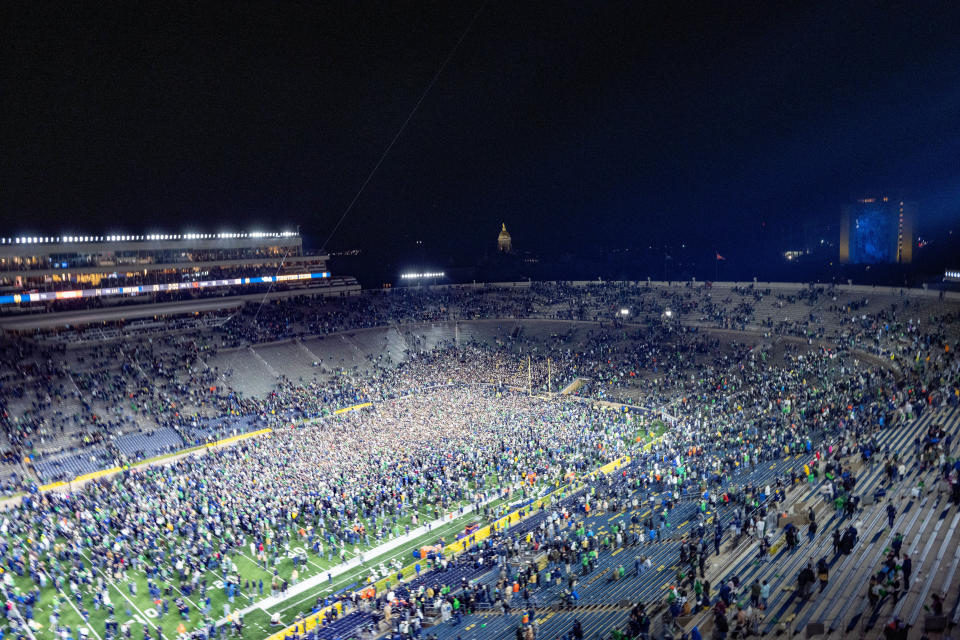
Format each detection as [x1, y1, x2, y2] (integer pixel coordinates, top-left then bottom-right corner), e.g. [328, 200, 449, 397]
[400, 272, 445, 280]
[1, 230, 299, 246]
[664, 309, 673, 317]
[619, 308, 630, 316]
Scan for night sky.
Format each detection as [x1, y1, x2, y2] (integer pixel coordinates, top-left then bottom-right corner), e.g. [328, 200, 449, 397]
[3, 2, 960, 278]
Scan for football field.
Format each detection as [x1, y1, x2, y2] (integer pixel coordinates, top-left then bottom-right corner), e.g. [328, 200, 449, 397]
[6, 476, 522, 640]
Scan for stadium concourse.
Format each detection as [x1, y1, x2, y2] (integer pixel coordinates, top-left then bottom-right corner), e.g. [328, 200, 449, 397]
[0, 281, 957, 640]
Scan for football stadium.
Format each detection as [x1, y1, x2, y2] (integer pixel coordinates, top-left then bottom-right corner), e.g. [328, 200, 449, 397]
[5, 4, 960, 640]
[0, 267, 958, 640]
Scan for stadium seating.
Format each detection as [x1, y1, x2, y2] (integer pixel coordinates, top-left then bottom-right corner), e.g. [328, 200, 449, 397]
[113, 427, 185, 459]
[33, 447, 113, 481]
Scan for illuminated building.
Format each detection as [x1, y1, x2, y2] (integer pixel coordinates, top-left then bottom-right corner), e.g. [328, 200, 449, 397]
[839, 197, 915, 264]
[0, 230, 359, 308]
[782, 250, 809, 262]
[497, 223, 512, 253]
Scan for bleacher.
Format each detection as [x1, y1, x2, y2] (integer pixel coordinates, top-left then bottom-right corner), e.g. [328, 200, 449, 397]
[295, 610, 374, 640]
[113, 426, 185, 460]
[256, 342, 321, 384]
[299, 335, 367, 374]
[0, 461, 25, 492]
[809, 407, 960, 638]
[0, 281, 955, 640]
[33, 447, 113, 482]
[206, 349, 281, 398]
[379, 399, 958, 640]
[187, 414, 263, 444]
[395, 433, 837, 638]
[430, 608, 631, 640]
[675, 404, 960, 640]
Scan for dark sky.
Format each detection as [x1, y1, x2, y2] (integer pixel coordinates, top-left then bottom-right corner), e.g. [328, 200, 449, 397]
[3, 1, 960, 265]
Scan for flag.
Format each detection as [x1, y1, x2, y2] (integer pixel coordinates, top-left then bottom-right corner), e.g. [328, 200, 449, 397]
[716, 253, 726, 261]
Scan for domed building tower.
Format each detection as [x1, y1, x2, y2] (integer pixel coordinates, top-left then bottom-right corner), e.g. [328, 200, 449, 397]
[497, 223, 512, 253]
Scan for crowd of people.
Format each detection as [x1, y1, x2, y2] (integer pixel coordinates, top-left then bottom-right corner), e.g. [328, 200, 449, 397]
[0, 281, 956, 640]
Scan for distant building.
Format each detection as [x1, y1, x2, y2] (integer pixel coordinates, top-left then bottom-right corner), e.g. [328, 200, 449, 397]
[839, 197, 915, 264]
[498, 223, 512, 253]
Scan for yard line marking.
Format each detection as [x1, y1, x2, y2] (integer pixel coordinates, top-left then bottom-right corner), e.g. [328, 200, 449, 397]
[77, 549, 157, 631]
[59, 575, 104, 640]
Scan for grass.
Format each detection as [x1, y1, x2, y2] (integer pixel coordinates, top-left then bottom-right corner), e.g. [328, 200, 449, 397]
[4, 478, 528, 640]
[625, 418, 667, 448]
[8, 405, 636, 640]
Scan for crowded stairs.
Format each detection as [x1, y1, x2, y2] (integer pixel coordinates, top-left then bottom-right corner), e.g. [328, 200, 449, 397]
[678, 405, 960, 640]
[799, 409, 959, 640]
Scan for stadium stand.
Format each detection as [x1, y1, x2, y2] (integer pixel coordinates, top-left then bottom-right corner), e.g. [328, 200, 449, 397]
[0, 280, 956, 640]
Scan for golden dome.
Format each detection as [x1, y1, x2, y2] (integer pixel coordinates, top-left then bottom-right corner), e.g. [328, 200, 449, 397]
[498, 223, 512, 252]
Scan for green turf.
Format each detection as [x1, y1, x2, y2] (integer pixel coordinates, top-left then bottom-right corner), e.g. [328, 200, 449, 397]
[4, 481, 529, 640]
[8, 419, 646, 640]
